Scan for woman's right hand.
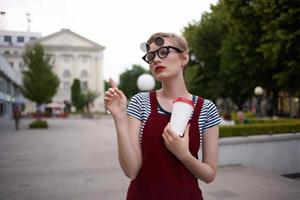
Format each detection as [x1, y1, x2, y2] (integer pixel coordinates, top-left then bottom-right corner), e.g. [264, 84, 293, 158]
[104, 78, 128, 118]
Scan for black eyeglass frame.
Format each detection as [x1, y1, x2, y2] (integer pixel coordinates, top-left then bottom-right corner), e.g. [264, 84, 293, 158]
[142, 46, 184, 64]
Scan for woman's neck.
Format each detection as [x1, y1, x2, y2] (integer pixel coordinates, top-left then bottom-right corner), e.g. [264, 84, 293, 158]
[159, 77, 191, 100]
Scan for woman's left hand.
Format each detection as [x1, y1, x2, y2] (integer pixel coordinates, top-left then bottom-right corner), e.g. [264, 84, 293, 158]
[162, 123, 191, 161]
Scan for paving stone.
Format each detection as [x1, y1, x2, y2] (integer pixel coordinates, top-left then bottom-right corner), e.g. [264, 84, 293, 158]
[0, 117, 300, 200]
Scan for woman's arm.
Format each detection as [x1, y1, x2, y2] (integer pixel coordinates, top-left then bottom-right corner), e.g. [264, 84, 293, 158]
[113, 114, 142, 179]
[104, 79, 142, 179]
[162, 124, 219, 183]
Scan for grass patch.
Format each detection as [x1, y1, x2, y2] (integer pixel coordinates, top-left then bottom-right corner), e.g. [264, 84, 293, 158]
[29, 120, 48, 129]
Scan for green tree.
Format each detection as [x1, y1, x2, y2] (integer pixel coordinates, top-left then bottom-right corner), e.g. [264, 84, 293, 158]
[253, 0, 300, 113]
[184, 3, 227, 100]
[83, 90, 99, 113]
[71, 79, 84, 112]
[118, 65, 149, 99]
[22, 43, 59, 119]
[220, 0, 264, 110]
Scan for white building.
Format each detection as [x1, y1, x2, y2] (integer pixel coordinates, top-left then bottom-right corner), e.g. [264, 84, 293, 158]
[0, 30, 41, 74]
[30, 29, 106, 112]
[0, 30, 41, 117]
[0, 55, 22, 117]
[1, 29, 106, 113]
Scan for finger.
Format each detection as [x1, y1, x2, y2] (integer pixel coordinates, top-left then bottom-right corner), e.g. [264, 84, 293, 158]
[162, 133, 170, 146]
[105, 91, 114, 98]
[162, 131, 172, 142]
[162, 132, 167, 142]
[108, 88, 116, 94]
[183, 124, 191, 138]
[114, 87, 125, 98]
[109, 78, 117, 88]
[104, 96, 112, 103]
[165, 124, 178, 138]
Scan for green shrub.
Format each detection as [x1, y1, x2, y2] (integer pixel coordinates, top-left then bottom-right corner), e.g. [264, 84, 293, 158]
[29, 120, 48, 129]
[220, 120, 300, 138]
[231, 112, 256, 122]
[247, 119, 297, 124]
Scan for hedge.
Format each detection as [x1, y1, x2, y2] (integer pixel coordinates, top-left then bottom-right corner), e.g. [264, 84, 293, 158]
[29, 120, 48, 129]
[220, 121, 300, 138]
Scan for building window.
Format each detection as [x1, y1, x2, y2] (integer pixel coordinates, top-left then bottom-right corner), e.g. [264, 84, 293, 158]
[63, 70, 71, 78]
[30, 37, 37, 41]
[17, 36, 25, 42]
[0, 76, 6, 93]
[81, 81, 88, 91]
[9, 62, 14, 68]
[6, 80, 11, 94]
[81, 70, 88, 78]
[63, 81, 70, 91]
[4, 35, 12, 42]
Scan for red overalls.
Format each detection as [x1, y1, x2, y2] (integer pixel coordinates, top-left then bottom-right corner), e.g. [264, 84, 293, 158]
[126, 91, 204, 200]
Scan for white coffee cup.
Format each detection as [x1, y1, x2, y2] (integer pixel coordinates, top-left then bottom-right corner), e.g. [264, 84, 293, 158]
[170, 97, 194, 137]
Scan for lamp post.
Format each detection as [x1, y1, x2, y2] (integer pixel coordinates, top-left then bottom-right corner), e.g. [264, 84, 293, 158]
[137, 74, 155, 91]
[254, 86, 263, 117]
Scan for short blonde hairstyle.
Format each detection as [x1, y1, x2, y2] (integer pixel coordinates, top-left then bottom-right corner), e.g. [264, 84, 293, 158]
[147, 32, 189, 53]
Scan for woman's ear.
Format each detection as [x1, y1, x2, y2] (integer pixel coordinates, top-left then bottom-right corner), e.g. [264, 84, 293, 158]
[181, 52, 189, 66]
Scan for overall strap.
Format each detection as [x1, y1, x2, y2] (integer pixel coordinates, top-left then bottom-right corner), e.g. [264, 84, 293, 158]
[193, 96, 204, 119]
[149, 91, 158, 112]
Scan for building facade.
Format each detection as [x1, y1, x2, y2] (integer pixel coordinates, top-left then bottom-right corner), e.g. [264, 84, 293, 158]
[0, 55, 22, 117]
[0, 30, 41, 74]
[30, 29, 106, 112]
[0, 30, 41, 117]
[0, 29, 105, 113]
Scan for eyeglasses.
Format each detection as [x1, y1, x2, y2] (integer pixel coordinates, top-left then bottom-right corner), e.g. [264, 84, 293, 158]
[142, 46, 183, 64]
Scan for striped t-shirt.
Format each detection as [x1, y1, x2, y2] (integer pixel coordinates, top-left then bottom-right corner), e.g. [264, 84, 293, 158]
[127, 92, 221, 145]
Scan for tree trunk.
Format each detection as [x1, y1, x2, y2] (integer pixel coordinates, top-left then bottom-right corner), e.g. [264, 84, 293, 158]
[36, 104, 42, 121]
[272, 90, 279, 116]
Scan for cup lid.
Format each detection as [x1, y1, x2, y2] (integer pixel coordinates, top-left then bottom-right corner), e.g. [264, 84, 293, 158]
[174, 97, 194, 107]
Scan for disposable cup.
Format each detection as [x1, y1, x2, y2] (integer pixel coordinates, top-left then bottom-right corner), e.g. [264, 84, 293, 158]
[170, 97, 194, 137]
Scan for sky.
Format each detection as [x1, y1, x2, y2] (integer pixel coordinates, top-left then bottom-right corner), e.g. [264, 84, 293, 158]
[0, 0, 218, 82]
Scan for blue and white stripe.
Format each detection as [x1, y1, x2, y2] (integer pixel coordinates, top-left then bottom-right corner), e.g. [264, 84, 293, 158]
[127, 92, 221, 145]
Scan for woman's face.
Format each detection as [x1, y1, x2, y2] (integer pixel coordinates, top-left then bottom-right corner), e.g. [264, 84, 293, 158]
[147, 38, 187, 81]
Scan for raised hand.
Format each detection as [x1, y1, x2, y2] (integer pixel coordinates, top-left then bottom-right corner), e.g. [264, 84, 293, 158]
[104, 78, 128, 118]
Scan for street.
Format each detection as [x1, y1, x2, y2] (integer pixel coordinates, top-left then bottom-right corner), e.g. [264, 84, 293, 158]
[0, 116, 299, 200]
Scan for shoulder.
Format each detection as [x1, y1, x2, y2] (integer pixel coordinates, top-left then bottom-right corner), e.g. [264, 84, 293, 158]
[195, 97, 217, 111]
[203, 99, 217, 109]
[198, 98, 221, 128]
[130, 92, 150, 104]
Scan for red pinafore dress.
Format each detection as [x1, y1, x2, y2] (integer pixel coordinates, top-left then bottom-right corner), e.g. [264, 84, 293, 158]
[126, 91, 204, 200]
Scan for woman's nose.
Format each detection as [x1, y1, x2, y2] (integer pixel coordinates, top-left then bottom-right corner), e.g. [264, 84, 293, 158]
[153, 53, 162, 64]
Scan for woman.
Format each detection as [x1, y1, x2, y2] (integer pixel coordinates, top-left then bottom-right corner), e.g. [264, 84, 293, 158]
[104, 32, 221, 199]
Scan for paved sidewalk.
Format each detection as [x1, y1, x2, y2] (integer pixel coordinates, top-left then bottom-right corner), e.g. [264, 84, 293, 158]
[0, 117, 300, 200]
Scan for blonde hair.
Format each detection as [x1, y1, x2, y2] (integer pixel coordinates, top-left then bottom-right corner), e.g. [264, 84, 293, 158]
[147, 32, 189, 53]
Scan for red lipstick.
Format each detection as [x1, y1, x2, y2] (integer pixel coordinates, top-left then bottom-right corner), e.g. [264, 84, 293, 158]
[155, 66, 166, 73]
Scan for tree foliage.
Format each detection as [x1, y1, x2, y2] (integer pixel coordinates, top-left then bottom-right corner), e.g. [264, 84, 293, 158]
[183, 0, 300, 113]
[253, 0, 300, 96]
[71, 79, 85, 111]
[22, 44, 59, 105]
[220, 0, 264, 110]
[118, 65, 158, 99]
[83, 90, 99, 113]
[184, 3, 227, 101]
